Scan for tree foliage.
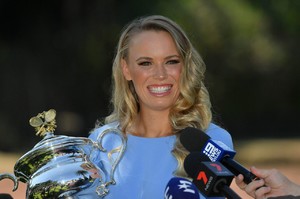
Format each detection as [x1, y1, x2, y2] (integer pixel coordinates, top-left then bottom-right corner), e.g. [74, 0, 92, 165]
[0, 0, 299, 152]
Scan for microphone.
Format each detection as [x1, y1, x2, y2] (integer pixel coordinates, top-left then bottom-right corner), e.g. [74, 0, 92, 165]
[164, 177, 200, 199]
[179, 127, 257, 184]
[184, 153, 241, 199]
[0, 194, 13, 199]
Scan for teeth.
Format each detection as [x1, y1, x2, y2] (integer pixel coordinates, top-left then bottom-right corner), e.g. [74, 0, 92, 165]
[149, 86, 171, 93]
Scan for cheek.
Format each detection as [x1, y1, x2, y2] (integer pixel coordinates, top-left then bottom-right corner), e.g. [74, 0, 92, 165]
[130, 69, 150, 83]
[169, 68, 182, 82]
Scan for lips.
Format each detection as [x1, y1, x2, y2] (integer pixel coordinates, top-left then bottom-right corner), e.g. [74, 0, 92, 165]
[147, 85, 172, 94]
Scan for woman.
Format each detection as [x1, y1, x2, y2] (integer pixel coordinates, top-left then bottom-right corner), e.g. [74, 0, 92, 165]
[86, 15, 233, 198]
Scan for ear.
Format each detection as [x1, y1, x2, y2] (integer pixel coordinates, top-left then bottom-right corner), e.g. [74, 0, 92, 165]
[121, 58, 132, 80]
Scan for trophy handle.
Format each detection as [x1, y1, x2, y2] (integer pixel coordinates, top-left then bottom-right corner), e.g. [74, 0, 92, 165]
[95, 128, 127, 197]
[0, 173, 19, 191]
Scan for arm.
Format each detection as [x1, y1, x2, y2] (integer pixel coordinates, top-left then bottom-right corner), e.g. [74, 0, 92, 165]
[235, 166, 300, 199]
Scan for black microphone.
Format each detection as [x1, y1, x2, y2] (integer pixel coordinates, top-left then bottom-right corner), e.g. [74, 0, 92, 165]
[184, 153, 241, 199]
[164, 177, 200, 199]
[179, 127, 258, 184]
[0, 194, 13, 199]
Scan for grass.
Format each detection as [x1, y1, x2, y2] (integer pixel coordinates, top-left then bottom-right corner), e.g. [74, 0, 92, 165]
[234, 138, 300, 166]
[0, 152, 23, 173]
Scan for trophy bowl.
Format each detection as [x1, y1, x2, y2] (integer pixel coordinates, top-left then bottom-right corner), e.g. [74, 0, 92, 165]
[0, 109, 126, 199]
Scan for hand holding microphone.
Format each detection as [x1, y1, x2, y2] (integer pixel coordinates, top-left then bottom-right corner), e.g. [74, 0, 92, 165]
[236, 167, 300, 199]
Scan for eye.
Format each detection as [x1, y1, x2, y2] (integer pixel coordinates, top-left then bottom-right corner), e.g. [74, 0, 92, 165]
[138, 61, 152, 66]
[166, 59, 180, 65]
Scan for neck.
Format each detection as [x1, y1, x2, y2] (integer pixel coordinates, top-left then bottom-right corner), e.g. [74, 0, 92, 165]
[129, 109, 173, 138]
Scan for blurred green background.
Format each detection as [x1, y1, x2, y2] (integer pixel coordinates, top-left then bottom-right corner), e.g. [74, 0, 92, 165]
[0, 0, 300, 154]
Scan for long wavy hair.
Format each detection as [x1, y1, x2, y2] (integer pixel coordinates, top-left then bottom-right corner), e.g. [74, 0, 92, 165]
[105, 15, 212, 177]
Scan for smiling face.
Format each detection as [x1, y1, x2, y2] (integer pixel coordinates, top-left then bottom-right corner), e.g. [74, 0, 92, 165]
[122, 30, 182, 112]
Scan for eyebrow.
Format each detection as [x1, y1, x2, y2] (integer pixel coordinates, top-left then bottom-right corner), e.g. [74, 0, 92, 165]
[165, 55, 180, 59]
[136, 57, 152, 62]
[135, 55, 180, 62]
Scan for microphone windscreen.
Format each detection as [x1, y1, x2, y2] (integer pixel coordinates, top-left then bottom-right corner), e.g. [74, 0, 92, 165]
[179, 127, 210, 152]
[164, 177, 200, 199]
[0, 194, 13, 199]
[184, 152, 210, 178]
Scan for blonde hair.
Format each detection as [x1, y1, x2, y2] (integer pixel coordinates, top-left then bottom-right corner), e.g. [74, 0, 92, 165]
[105, 15, 212, 177]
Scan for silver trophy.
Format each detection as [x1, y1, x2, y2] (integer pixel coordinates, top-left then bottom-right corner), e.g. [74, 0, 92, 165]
[0, 109, 126, 198]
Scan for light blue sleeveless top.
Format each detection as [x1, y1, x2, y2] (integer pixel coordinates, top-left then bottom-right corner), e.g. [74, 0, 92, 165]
[78, 122, 233, 199]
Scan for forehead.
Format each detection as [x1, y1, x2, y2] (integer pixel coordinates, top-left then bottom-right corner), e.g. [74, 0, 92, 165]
[128, 30, 179, 57]
[130, 30, 173, 44]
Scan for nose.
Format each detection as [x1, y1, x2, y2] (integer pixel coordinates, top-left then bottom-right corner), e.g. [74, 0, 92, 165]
[153, 64, 167, 79]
